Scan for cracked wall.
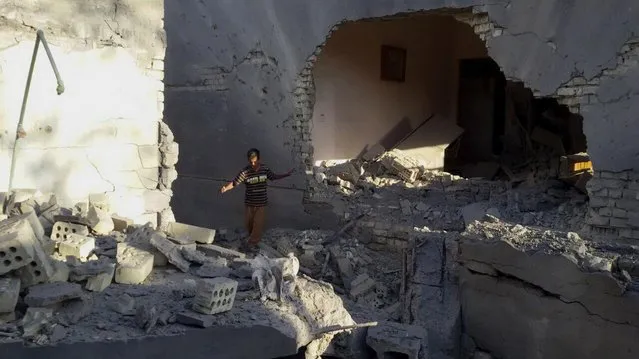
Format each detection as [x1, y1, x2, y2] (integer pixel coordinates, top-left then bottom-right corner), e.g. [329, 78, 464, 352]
[0, 0, 174, 227]
[165, 0, 639, 229]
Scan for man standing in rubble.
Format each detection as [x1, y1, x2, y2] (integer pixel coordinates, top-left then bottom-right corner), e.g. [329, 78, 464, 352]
[220, 148, 293, 253]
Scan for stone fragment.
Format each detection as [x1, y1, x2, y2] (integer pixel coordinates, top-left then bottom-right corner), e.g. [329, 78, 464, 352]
[24, 282, 83, 307]
[175, 311, 213, 328]
[50, 221, 89, 242]
[111, 215, 133, 233]
[70, 259, 115, 281]
[86, 205, 114, 235]
[149, 233, 190, 272]
[193, 277, 238, 315]
[349, 274, 376, 298]
[366, 321, 427, 359]
[20, 307, 54, 337]
[199, 244, 245, 260]
[180, 247, 218, 265]
[49, 260, 70, 282]
[109, 293, 136, 315]
[461, 202, 489, 227]
[58, 233, 95, 259]
[85, 263, 116, 292]
[0, 278, 20, 313]
[167, 222, 216, 244]
[114, 242, 154, 284]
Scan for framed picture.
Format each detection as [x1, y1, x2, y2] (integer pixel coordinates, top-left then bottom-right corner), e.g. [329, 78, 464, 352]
[380, 45, 406, 82]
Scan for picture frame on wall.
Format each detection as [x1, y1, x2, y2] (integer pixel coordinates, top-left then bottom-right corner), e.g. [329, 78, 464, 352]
[380, 45, 407, 82]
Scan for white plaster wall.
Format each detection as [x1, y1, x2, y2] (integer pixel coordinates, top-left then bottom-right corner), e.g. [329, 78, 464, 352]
[0, 0, 166, 224]
[311, 15, 487, 162]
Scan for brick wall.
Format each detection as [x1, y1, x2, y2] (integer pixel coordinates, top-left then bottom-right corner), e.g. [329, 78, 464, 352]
[586, 170, 639, 240]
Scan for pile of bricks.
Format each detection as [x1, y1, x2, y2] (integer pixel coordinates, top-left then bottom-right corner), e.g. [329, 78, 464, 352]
[0, 189, 243, 343]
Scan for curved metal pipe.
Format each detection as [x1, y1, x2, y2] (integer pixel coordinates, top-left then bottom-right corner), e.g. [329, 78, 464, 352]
[7, 30, 65, 193]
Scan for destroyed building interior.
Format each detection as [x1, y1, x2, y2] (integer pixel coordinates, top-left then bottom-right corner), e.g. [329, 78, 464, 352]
[1, 1, 639, 359]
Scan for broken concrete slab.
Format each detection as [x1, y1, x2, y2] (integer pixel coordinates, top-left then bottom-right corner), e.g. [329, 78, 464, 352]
[461, 221, 635, 325]
[175, 311, 214, 328]
[114, 242, 154, 284]
[0, 278, 20, 313]
[85, 263, 116, 292]
[24, 282, 83, 307]
[167, 222, 216, 244]
[460, 268, 639, 359]
[366, 321, 427, 359]
[149, 232, 190, 272]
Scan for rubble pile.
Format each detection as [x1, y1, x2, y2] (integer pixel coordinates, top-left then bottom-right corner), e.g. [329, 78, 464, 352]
[0, 190, 364, 357]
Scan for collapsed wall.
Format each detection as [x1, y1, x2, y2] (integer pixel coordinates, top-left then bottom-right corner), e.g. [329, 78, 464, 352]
[0, 0, 177, 227]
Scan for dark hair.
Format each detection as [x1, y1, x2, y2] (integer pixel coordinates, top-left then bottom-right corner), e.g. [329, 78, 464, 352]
[247, 148, 260, 160]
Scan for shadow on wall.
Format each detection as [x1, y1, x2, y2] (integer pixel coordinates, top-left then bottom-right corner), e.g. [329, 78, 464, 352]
[162, 0, 326, 230]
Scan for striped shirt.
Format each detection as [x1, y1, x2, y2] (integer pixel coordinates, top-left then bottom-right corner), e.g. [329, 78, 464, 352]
[233, 164, 275, 207]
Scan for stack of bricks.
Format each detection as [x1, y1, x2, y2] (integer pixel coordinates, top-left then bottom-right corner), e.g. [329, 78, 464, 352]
[585, 170, 639, 240]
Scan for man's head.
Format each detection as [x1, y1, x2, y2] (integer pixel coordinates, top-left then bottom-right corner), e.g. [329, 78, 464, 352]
[247, 148, 260, 167]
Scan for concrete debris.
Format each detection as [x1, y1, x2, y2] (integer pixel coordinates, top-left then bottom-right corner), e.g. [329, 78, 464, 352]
[115, 242, 154, 284]
[0, 278, 20, 313]
[135, 304, 159, 333]
[192, 277, 238, 315]
[58, 233, 95, 259]
[24, 282, 83, 307]
[366, 321, 427, 359]
[166, 222, 215, 244]
[86, 205, 114, 235]
[149, 232, 190, 272]
[20, 307, 54, 338]
[109, 293, 136, 315]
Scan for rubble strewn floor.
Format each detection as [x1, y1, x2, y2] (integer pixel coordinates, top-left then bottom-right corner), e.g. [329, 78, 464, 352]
[0, 149, 624, 359]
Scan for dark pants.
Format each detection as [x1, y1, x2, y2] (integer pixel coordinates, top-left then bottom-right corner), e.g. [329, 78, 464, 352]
[244, 205, 266, 246]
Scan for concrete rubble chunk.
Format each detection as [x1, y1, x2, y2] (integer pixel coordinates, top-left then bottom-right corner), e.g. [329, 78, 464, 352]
[86, 205, 114, 235]
[0, 215, 38, 275]
[58, 233, 95, 260]
[111, 215, 133, 233]
[199, 244, 245, 260]
[192, 277, 238, 315]
[49, 260, 70, 283]
[70, 259, 116, 281]
[17, 242, 55, 287]
[181, 247, 226, 266]
[24, 282, 83, 307]
[114, 242, 154, 284]
[126, 224, 168, 267]
[149, 232, 190, 272]
[167, 222, 216, 244]
[20, 307, 54, 338]
[50, 221, 89, 242]
[366, 321, 427, 359]
[136, 304, 159, 333]
[0, 278, 20, 313]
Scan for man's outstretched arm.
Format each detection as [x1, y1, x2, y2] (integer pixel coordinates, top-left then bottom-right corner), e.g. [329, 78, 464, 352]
[267, 168, 294, 181]
[221, 170, 247, 193]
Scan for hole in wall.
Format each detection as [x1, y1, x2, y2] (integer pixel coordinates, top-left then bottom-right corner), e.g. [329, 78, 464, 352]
[290, 10, 591, 198]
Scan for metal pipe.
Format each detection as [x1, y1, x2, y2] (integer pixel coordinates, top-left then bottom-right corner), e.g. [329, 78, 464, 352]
[7, 30, 65, 193]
